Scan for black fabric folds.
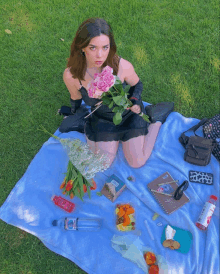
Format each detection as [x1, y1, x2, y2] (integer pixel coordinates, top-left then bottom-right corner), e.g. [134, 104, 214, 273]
[70, 98, 82, 113]
[59, 105, 89, 133]
[128, 80, 143, 106]
[78, 80, 149, 142]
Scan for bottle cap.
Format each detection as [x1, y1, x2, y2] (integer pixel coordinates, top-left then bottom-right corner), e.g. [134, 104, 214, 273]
[52, 220, 58, 226]
[210, 195, 218, 201]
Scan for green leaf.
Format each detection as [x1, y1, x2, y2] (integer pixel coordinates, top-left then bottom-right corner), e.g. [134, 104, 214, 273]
[96, 192, 103, 196]
[87, 186, 91, 199]
[77, 173, 84, 187]
[124, 85, 131, 93]
[113, 96, 126, 106]
[71, 166, 78, 178]
[73, 187, 80, 198]
[73, 187, 84, 201]
[102, 96, 111, 105]
[140, 113, 151, 123]
[121, 89, 125, 96]
[113, 113, 122, 125]
[72, 178, 79, 190]
[112, 106, 120, 113]
[77, 173, 85, 197]
[83, 178, 93, 188]
[108, 101, 114, 109]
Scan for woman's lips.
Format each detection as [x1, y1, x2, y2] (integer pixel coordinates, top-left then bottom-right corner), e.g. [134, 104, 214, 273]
[95, 61, 103, 64]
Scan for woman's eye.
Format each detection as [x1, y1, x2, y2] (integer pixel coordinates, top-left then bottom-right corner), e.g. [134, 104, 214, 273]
[89, 47, 109, 50]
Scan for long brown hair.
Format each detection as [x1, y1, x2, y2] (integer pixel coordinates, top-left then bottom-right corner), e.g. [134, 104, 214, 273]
[66, 17, 120, 81]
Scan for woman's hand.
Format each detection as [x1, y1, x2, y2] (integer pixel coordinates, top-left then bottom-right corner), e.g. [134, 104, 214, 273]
[127, 105, 141, 114]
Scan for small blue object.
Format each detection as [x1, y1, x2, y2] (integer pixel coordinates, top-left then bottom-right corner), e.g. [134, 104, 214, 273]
[161, 225, 193, 254]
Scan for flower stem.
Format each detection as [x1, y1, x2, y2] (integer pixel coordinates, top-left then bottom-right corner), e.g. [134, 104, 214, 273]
[139, 112, 150, 122]
[84, 101, 103, 118]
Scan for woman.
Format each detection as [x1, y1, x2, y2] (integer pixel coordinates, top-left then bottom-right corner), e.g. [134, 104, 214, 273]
[63, 18, 174, 168]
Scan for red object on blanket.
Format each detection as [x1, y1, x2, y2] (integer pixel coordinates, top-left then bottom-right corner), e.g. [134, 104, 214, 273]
[52, 195, 75, 213]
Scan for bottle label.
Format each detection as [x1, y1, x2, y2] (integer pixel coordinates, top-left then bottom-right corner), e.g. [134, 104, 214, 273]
[64, 218, 77, 230]
[197, 202, 216, 228]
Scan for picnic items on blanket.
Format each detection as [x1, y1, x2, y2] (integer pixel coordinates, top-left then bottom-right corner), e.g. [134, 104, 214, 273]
[115, 203, 135, 231]
[147, 172, 189, 214]
[51, 195, 76, 213]
[52, 217, 102, 231]
[152, 213, 160, 221]
[111, 234, 168, 273]
[1, 103, 219, 274]
[143, 251, 159, 274]
[101, 174, 126, 202]
[179, 118, 215, 166]
[203, 113, 220, 162]
[144, 220, 155, 241]
[162, 225, 180, 250]
[59, 160, 97, 201]
[161, 225, 193, 254]
[173, 180, 189, 200]
[189, 170, 214, 185]
[127, 175, 136, 182]
[196, 195, 218, 231]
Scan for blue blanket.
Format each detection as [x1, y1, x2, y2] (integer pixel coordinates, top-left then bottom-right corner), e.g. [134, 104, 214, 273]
[0, 101, 219, 274]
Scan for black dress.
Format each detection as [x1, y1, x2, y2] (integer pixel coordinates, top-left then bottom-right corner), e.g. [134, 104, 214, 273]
[78, 78, 150, 142]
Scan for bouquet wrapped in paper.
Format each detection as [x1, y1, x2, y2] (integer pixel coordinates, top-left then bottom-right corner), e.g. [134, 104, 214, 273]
[85, 66, 150, 125]
[40, 127, 111, 201]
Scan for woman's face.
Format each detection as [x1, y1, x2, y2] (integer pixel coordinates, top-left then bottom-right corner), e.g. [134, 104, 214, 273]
[82, 34, 110, 68]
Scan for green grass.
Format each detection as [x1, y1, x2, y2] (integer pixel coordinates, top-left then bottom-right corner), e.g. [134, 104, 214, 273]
[0, 0, 219, 273]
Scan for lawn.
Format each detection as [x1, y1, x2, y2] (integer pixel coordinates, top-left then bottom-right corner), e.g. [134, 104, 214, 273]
[0, 0, 219, 273]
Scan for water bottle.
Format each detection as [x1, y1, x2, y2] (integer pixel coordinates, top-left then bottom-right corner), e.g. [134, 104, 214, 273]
[52, 217, 102, 231]
[196, 195, 218, 231]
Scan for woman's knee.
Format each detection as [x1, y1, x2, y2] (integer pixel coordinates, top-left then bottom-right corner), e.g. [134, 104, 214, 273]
[126, 157, 147, 168]
[92, 140, 119, 167]
[107, 153, 117, 166]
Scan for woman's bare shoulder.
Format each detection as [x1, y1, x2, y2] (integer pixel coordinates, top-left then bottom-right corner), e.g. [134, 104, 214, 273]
[63, 67, 76, 81]
[63, 68, 82, 99]
[119, 57, 133, 70]
[119, 58, 139, 85]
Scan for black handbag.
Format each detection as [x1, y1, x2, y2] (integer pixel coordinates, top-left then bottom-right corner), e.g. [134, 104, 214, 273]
[203, 113, 220, 162]
[179, 119, 215, 166]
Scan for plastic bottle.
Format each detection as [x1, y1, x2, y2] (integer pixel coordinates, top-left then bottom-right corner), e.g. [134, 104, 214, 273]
[52, 217, 102, 231]
[196, 195, 218, 231]
[51, 195, 75, 213]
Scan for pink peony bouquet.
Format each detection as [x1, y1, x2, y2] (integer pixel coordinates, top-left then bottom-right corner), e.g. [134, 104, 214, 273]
[86, 66, 150, 125]
[88, 66, 115, 98]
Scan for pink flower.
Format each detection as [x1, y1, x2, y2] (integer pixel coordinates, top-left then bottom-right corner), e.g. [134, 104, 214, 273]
[102, 66, 113, 75]
[103, 74, 114, 88]
[87, 66, 115, 98]
[97, 81, 108, 91]
[93, 88, 103, 98]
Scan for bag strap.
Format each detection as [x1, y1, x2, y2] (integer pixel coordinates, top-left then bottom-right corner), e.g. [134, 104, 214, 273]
[179, 118, 208, 148]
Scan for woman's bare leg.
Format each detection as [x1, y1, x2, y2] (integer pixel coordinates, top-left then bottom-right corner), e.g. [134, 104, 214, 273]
[122, 122, 162, 168]
[86, 136, 119, 167]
